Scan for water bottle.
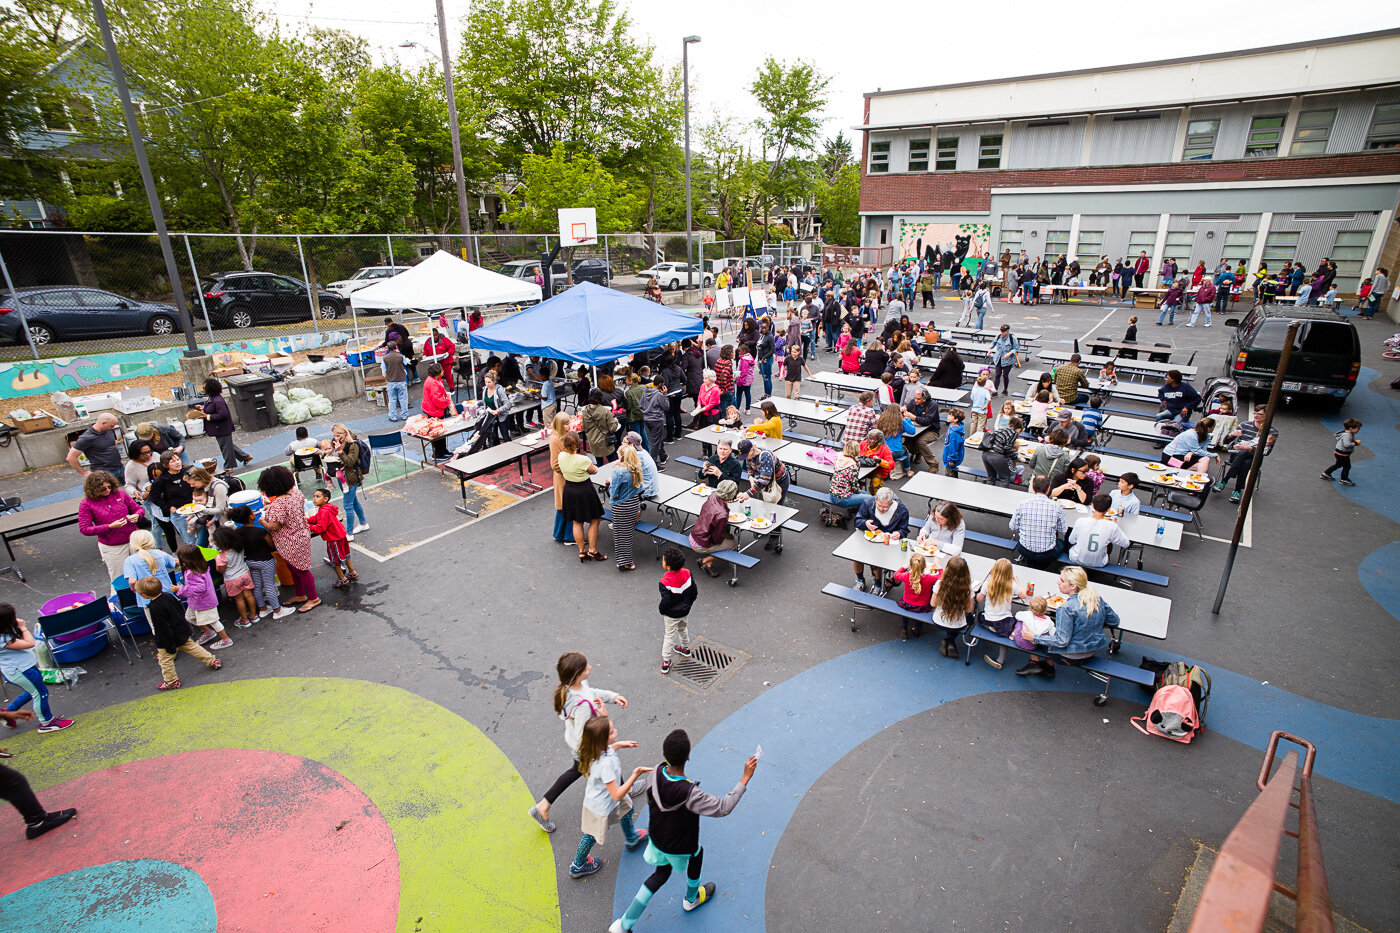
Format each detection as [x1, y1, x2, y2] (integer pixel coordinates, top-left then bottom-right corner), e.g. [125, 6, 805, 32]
[1156, 518, 1165, 542]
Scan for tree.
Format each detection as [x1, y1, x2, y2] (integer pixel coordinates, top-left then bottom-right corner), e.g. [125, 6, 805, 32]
[500, 142, 641, 236]
[0, 2, 74, 201]
[815, 164, 860, 246]
[698, 115, 765, 241]
[744, 58, 829, 236]
[819, 132, 853, 182]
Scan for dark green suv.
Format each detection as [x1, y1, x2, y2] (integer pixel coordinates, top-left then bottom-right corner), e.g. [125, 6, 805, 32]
[1224, 305, 1360, 405]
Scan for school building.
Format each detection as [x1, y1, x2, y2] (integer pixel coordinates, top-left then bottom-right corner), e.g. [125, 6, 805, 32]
[855, 29, 1400, 309]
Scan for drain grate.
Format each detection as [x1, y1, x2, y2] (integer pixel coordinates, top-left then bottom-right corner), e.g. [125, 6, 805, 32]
[671, 639, 748, 693]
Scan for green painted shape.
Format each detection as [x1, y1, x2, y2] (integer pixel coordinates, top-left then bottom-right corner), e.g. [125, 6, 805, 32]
[6, 677, 561, 933]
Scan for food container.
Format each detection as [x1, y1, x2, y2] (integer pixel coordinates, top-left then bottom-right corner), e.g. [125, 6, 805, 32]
[12, 412, 55, 433]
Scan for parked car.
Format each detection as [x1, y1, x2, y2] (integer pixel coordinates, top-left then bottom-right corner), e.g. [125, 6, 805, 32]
[325, 266, 403, 298]
[0, 286, 183, 346]
[637, 262, 713, 290]
[570, 257, 614, 286]
[1223, 304, 1360, 406]
[496, 259, 568, 296]
[190, 272, 347, 329]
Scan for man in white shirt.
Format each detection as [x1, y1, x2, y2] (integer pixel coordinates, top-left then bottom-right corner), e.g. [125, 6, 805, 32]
[1068, 494, 1131, 568]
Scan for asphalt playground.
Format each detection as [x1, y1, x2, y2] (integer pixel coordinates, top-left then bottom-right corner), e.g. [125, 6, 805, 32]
[0, 293, 1396, 932]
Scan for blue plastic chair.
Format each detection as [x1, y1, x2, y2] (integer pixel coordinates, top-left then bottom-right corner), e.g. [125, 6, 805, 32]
[109, 575, 152, 638]
[367, 430, 404, 482]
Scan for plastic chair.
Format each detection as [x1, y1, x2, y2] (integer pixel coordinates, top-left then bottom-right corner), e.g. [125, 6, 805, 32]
[367, 431, 404, 482]
[109, 575, 151, 638]
[1153, 481, 1210, 540]
[0, 495, 21, 514]
[39, 596, 137, 681]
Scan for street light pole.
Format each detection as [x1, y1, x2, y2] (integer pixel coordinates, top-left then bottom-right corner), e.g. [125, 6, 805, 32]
[682, 35, 700, 292]
[90, 0, 200, 355]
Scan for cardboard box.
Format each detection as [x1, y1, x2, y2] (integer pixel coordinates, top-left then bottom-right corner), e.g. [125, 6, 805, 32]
[113, 388, 161, 414]
[13, 412, 55, 433]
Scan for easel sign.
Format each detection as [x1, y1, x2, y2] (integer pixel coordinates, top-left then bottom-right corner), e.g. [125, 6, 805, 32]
[748, 288, 768, 312]
[713, 288, 731, 311]
[558, 208, 598, 247]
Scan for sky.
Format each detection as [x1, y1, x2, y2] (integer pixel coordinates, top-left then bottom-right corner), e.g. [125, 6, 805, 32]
[264, 0, 1398, 143]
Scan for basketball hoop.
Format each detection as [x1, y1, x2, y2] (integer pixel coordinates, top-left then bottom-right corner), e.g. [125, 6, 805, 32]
[558, 208, 598, 247]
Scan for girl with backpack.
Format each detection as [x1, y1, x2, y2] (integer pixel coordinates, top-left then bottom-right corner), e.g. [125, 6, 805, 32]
[331, 423, 368, 535]
[528, 652, 642, 834]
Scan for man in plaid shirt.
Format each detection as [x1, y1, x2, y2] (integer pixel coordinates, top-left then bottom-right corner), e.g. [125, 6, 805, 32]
[842, 392, 879, 445]
[1009, 475, 1066, 568]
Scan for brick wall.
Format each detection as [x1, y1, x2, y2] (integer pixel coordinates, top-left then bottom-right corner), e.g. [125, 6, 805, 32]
[860, 151, 1400, 213]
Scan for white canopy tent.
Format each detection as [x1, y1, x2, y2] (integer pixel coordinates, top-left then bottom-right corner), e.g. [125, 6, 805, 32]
[349, 249, 542, 312]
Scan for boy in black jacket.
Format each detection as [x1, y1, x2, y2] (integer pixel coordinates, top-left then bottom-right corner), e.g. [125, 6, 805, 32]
[657, 547, 698, 675]
[134, 576, 221, 691]
[610, 729, 758, 932]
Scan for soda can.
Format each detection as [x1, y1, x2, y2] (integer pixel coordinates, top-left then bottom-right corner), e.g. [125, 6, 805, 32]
[1026, 582, 1035, 597]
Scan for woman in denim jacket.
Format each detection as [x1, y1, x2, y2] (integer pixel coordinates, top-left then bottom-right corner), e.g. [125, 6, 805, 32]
[1018, 567, 1119, 679]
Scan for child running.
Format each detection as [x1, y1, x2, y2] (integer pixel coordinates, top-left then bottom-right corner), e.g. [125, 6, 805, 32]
[211, 525, 256, 627]
[891, 553, 940, 640]
[568, 715, 652, 879]
[1, 604, 74, 733]
[931, 555, 974, 660]
[1320, 418, 1362, 486]
[610, 729, 758, 932]
[528, 652, 641, 833]
[227, 505, 295, 620]
[135, 576, 222, 690]
[308, 488, 357, 588]
[657, 547, 697, 674]
[976, 558, 1027, 670]
[173, 544, 231, 649]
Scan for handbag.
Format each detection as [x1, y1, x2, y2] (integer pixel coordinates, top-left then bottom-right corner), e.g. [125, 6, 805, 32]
[857, 456, 880, 468]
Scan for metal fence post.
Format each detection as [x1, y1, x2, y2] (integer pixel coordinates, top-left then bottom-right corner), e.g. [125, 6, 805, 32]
[386, 234, 396, 270]
[603, 235, 609, 287]
[0, 249, 41, 360]
[295, 235, 320, 341]
[182, 235, 217, 346]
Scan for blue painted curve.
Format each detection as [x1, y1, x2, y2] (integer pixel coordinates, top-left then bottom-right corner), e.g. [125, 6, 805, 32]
[613, 639, 1400, 930]
[0, 859, 217, 932]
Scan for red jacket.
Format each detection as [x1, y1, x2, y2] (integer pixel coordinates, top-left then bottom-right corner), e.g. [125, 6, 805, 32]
[424, 335, 455, 364]
[421, 376, 453, 417]
[307, 501, 347, 542]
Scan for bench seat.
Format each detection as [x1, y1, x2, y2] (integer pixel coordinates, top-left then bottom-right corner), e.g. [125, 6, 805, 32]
[637, 521, 758, 587]
[961, 625, 1154, 705]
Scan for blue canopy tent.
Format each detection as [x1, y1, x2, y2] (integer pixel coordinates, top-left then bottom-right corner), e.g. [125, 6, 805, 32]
[467, 282, 704, 367]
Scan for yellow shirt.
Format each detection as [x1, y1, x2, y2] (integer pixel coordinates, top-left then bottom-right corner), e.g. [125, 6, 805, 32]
[558, 451, 593, 482]
[755, 416, 784, 439]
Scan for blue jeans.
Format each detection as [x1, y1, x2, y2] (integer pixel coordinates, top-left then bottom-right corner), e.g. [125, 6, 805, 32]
[831, 492, 874, 511]
[759, 358, 773, 397]
[976, 307, 987, 329]
[4, 665, 54, 724]
[717, 393, 733, 417]
[1157, 303, 1177, 324]
[736, 385, 752, 410]
[387, 380, 409, 421]
[343, 483, 367, 527]
[553, 509, 575, 543]
[1021, 282, 1035, 302]
[626, 420, 650, 451]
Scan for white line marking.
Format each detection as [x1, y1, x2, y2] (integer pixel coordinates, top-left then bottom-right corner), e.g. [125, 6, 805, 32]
[1079, 306, 1119, 343]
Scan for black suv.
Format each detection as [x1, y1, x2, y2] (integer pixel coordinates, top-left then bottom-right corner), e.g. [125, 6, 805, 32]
[191, 272, 347, 329]
[1224, 305, 1361, 405]
[571, 258, 614, 286]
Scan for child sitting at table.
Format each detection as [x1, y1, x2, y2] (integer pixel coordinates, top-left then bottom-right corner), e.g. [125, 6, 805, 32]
[892, 553, 940, 641]
[1082, 454, 1106, 496]
[716, 405, 743, 430]
[931, 555, 974, 660]
[173, 545, 231, 650]
[308, 488, 357, 588]
[978, 558, 1027, 670]
[1028, 390, 1052, 438]
[134, 576, 221, 691]
[1013, 596, 1054, 653]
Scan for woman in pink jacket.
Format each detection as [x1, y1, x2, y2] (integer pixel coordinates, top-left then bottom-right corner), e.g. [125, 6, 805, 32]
[77, 470, 144, 580]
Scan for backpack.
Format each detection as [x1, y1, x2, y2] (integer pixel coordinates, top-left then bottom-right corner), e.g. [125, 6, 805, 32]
[1159, 661, 1211, 726]
[819, 506, 847, 529]
[356, 436, 372, 473]
[218, 471, 245, 496]
[1131, 684, 1200, 744]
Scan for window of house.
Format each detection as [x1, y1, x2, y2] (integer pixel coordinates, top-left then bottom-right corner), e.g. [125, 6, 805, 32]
[977, 134, 1002, 169]
[38, 99, 71, 133]
[1261, 231, 1300, 266]
[1221, 231, 1255, 267]
[1244, 114, 1287, 158]
[1182, 119, 1219, 161]
[1364, 103, 1400, 150]
[999, 229, 1023, 254]
[1076, 230, 1104, 258]
[1044, 230, 1070, 258]
[935, 137, 957, 171]
[1163, 231, 1194, 266]
[1127, 231, 1156, 257]
[1289, 109, 1336, 156]
[907, 137, 930, 172]
[869, 140, 891, 173]
[1330, 230, 1372, 293]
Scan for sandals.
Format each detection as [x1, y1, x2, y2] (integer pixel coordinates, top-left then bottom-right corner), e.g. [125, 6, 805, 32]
[157, 679, 181, 691]
[297, 599, 321, 613]
[588, 550, 608, 561]
[579, 552, 591, 563]
[332, 579, 350, 589]
[347, 571, 359, 581]
[617, 564, 636, 572]
[701, 562, 721, 578]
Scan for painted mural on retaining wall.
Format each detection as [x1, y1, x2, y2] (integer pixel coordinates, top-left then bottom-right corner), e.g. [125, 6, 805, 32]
[898, 221, 992, 268]
[0, 330, 354, 399]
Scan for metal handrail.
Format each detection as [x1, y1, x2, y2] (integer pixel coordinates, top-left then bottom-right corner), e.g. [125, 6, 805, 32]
[1188, 731, 1332, 933]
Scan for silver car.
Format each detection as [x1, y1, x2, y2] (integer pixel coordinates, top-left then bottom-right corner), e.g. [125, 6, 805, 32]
[325, 266, 403, 298]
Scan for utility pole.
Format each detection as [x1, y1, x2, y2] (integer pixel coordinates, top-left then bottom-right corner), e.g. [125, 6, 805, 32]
[435, 0, 476, 265]
[682, 36, 700, 291]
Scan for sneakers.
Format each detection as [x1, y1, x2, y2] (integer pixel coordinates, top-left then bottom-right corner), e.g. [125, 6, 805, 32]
[194, 631, 217, 646]
[673, 644, 692, 657]
[625, 828, 650, 850]
[36, 718, 75, 734]
[1229, 491, 1242, 504]
[527, 805, 556, 833]
[628, 775, 649, 798]
[1184, 323, 1194, 327]
[208, 659, 223, 671]
[660, 659, 672, 674]
[1339, 479, 1355, 486]
[354, 523, 370, 533]
[258, 606, 274, 619]
[609, 920, 627, 933]
[1212, 480, 1227, 492]
[1203, 323, 1213, 327]
[683, 882, 716, 911]
[853, 578, 867, 592]
[569, 856, 605, 879]
[209, 637, 234, 650]
[1015, 661, 1042, 676]
[272, 606, 296, 620]
[232, 619, 252, 629]
[25, 808, 77, 840]
[346, 533, 355, 542]
[1320, 472, 1334, 481]
[984, 656, 1003, 670]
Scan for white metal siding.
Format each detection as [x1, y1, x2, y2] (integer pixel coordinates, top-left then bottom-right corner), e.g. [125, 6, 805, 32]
[1005, 118, 1087, 169]
[1090, 109, 1182, 164]
[1330, 87, 1400, 152]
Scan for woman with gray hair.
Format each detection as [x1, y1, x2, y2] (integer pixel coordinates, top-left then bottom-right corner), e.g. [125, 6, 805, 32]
[849, 486, 910, 594]
[688, 480, 738, 577]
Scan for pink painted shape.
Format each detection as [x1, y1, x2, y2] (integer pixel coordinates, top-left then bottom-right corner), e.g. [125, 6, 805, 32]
[0, 748, 399, 931]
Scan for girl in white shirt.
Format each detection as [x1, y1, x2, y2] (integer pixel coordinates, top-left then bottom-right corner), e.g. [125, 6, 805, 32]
[976, 557, 1028, 670]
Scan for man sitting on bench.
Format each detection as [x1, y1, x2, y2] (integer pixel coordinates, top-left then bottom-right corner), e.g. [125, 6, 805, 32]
[850, 487, 910, 594]
[1009, 475, 1067, 569]
[1019, 567, 1119, 678]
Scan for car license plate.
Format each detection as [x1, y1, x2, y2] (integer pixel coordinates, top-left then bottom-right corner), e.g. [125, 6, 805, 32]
[1282, 381, 1302, 391]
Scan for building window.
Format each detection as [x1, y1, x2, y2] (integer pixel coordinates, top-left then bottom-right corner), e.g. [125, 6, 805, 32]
[907, 137, 930, 172]
[1330, 230, 1372, 293]
[38, 99, 72, 133]
[1127, 231, 1156, 258]
[1182, 119, 1219, 161]
[999, 229, 1023, 255]
[1221, 231, 1255, 267]
[1162, 231, 1194, 266]
[1076, 230, 1104, 259]
[1364, 103, 1400, 150]
[977, 134, 1002, 169]
[1260, 231, 1299, 266]
[869, 140, 890, 173]
[1244, 114, 1287, 158]
[1289, 109, 1335, 156]
[935, 137, 957, 171]
[1044, 230, 1070, 259]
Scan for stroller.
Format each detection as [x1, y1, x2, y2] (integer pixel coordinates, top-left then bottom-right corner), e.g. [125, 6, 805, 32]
[1199, 376, 1240, 417]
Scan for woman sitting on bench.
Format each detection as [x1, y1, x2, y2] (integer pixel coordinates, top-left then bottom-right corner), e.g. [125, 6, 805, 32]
[1018, 567, 1119, 679]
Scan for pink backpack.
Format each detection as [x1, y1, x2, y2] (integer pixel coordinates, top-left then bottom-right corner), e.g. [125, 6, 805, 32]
[1131, 684, 1199, 744]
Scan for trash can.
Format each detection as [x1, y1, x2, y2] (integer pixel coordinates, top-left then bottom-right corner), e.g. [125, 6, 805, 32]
[224, 373, 278, 432]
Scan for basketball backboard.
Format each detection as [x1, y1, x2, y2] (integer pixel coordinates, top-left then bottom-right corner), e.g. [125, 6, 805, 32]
[557, 208, 598, 247]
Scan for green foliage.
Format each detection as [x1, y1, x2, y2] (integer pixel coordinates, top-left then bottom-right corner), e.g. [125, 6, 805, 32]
[815, 164, 860, 246]
[501, 143, 641, 234]
[743, 58, 829, 237]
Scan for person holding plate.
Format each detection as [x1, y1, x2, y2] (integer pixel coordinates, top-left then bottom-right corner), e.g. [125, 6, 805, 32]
[689, 481, 739, 578]
[850, 487, 910, 594]
[1019, 567, 1119, 678]
[916, 500, 966, 556]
